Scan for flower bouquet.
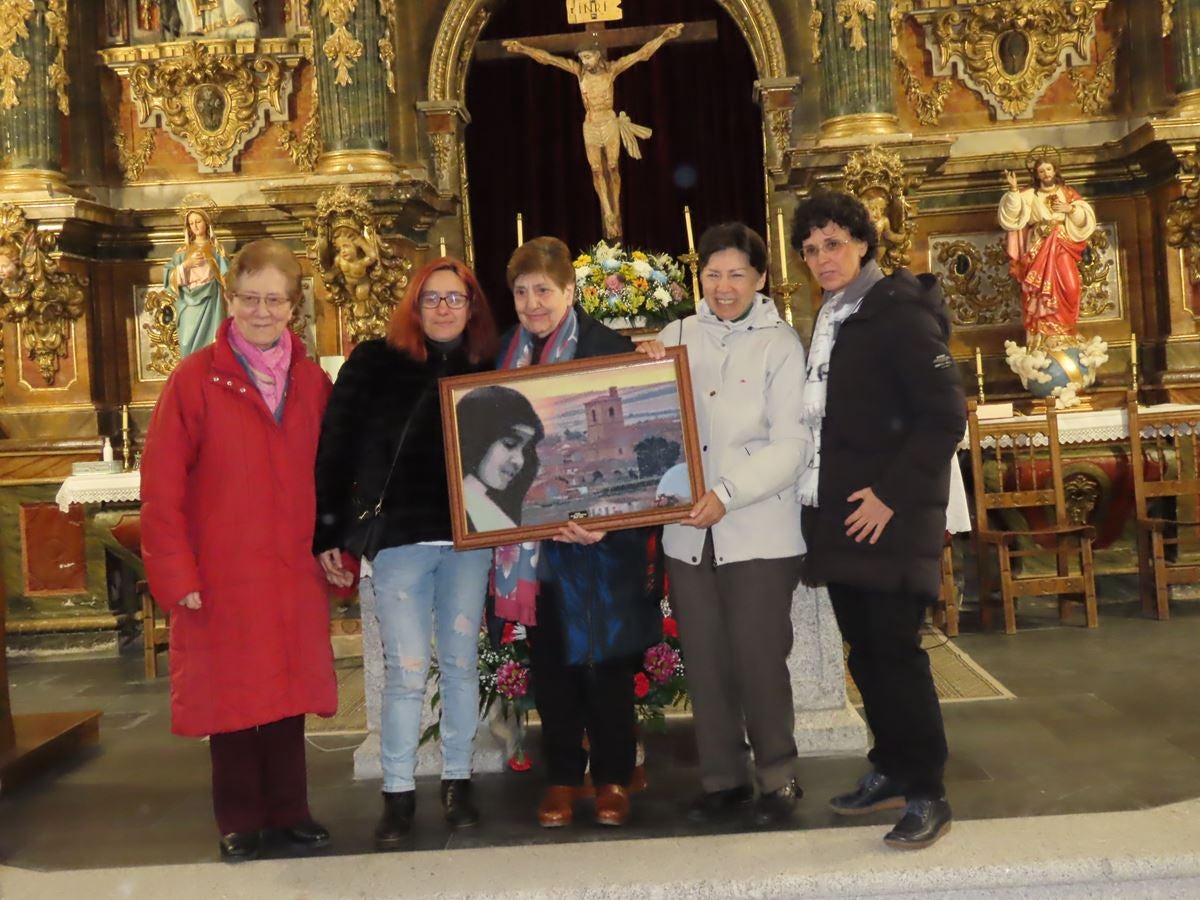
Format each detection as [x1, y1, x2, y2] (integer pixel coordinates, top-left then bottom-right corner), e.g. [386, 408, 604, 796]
[634, 600, 689, 732]
[574, 240, 692, 326]
[477, 621, 536, 771]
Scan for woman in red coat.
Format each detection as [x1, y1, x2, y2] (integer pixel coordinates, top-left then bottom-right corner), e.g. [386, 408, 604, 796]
[141, 239, 337, 862]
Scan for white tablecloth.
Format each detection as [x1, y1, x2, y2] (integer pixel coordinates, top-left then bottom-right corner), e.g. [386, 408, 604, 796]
[964, 403, 1200, 449]
[55, 471, 141, 512]
[947, 456, 971, 534]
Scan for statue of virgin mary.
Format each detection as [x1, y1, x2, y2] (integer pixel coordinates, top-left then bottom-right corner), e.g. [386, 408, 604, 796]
[174, 0, 259, 38]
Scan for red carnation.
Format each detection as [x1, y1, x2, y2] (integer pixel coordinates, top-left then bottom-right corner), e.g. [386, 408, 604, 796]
[501, 621, 516, 644]
[662, 617, 679, 638]
[633, 672, 650, 698]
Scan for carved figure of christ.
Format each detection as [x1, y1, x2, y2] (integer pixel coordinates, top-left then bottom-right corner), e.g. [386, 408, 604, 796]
[486, 21, 715, 240]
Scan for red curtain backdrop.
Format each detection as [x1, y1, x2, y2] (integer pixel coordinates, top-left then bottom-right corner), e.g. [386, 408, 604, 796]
[464, 0, 765, 329]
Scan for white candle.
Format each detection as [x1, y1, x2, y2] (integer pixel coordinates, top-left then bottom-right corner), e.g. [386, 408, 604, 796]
[516, 213, 524, 247]
[776, 209, 788, 283]
[439, 236, 447, 257]
[683, 205, 695, 252]
[121, 403, 129, 433]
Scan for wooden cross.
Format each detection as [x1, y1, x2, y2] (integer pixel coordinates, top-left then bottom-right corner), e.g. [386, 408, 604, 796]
[474, 20, 716, 62]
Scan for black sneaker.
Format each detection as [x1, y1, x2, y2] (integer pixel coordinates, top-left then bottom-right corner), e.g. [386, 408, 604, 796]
[828, 769, 908, 816]
[749, 778, 802, 828]
[883, 798, 952, 850]
[441, 778, 480, 829]
[685, 784, 754, 823]
[375, 790, 415, 850]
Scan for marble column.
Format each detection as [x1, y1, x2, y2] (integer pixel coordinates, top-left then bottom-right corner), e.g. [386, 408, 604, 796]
[308, 0, 397, 175]
[0, 0, 71, 192]
[815, 0, 900, 138]
[790, 583, 869, 757]
[1169, 0, 1200, 115]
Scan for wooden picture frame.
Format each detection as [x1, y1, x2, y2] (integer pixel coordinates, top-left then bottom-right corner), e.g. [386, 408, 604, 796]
[439, 347, 705, 550]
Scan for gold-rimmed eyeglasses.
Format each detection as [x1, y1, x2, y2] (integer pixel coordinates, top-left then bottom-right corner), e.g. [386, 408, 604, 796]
[233, 292, 291, 310]
[800, 238, 853, 261]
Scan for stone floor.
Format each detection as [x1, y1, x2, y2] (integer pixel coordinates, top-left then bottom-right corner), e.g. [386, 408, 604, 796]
[3, 580, 1200, 876]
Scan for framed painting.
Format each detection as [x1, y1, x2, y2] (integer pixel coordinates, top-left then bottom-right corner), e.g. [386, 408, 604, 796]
[439, 347, 705, 550]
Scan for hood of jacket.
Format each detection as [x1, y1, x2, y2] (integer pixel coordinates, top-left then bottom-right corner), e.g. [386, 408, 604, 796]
[854, 268, 951, 342]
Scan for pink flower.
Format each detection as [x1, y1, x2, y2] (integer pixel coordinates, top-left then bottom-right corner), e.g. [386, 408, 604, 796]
[669, 282, 684, 301]
[605, 274, 623, 291]
[496, 660, 529, 700]
[643, 642, 680, 685]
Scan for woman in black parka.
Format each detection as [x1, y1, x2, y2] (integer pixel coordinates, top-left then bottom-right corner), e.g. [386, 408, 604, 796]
[792, 191, 966, 851]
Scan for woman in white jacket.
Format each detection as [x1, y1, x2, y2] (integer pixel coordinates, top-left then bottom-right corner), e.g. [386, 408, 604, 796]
[641, 222, 811, 827]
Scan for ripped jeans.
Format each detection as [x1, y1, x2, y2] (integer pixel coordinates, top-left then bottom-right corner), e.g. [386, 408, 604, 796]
[369, 543, 491, 792]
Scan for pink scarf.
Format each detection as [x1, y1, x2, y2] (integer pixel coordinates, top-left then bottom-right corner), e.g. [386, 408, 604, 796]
[227, 324, 291, 416]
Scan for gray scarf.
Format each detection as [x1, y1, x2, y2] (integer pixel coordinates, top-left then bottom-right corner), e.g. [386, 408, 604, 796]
[798, 260, 884, 507]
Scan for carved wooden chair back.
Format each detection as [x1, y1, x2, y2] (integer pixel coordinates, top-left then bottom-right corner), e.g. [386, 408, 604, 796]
[1125, 390, 1200, 619]
[966, 399, 1097, 634]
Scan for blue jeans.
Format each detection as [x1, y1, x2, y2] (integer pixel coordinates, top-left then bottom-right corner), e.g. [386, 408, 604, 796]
[369, 543, 491, 792]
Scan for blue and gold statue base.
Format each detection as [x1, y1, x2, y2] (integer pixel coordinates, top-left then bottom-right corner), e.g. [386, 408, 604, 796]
[1005, 336, 1109, 409]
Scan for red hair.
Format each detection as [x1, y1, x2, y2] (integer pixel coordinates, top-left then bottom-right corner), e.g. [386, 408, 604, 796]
[386, 257, 499, 364]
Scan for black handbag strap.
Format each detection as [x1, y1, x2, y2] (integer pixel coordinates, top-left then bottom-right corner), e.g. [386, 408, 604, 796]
[362, 385, 432, 518]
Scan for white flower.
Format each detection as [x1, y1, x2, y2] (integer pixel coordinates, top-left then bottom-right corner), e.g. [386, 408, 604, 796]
[575, 265, 592, 280]
[593, 242, 618, 264]
[653, 286, 672, 305]
[631, 259, 652, 278]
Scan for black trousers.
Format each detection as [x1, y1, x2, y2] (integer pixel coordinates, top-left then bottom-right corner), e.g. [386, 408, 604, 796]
[208, 714, 310, 834]
[528, 613, 638, 788]
[828, 582, 948, 800]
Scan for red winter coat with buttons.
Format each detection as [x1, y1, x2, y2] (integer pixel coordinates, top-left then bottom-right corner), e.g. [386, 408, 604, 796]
[141, 319, 337, 737]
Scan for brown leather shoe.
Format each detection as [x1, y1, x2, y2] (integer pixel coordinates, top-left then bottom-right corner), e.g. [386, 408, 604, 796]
[628, 765, 648, 794]
[594, 784, 631, 826]
[537, 785, 578, 828]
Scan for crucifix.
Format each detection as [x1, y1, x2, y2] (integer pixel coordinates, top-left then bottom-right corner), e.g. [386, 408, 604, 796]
[478, 7, 717, 241]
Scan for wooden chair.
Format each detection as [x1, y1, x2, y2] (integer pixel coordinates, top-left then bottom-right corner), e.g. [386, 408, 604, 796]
[1126, 391, 1200, 620]
[140, 581, 169, 678]
[931, 535, 959, 637]
[967, 399, 1098, 634]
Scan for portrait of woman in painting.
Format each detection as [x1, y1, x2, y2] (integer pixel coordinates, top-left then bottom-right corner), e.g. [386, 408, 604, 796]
[456, 385, 544, 533]
[165, 207, 229, 359]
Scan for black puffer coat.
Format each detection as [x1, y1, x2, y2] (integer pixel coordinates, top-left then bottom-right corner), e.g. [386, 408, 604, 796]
[313, 338, 489, 554]
[802, 269, 966, 598]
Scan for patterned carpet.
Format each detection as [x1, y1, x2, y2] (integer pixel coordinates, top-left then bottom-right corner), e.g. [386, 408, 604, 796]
[306, 657, 367, 734]
[844, 627, 1013, 706]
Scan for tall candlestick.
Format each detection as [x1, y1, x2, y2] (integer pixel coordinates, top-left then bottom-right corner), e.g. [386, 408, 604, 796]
[1130, 332, 1139, 393]
[974, 347, 986, 404]
[683, 205, 695, 252]
[120, 404, 131, 472]
[516, 213, 524, 247]
[776, 209, 789, 283]
[439, 236, 447, 258]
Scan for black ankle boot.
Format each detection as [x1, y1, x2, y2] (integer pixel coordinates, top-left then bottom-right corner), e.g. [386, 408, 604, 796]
[375, 790, 415, 850]
[441, 779, 480, 829]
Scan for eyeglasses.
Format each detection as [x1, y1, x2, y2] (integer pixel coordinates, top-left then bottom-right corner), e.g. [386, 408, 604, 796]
[800, 238, 854, 261]
[419, 290, 469, 309]
[233, 292, 291, 309]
